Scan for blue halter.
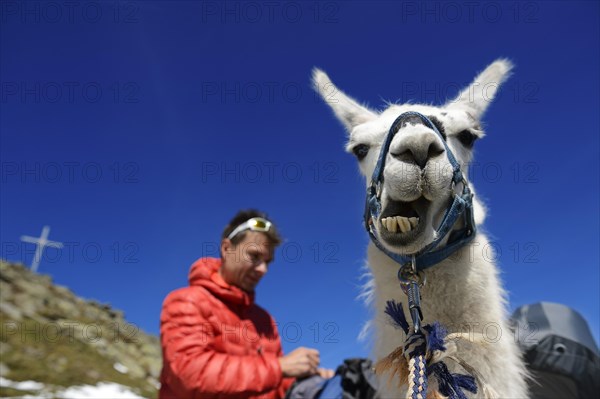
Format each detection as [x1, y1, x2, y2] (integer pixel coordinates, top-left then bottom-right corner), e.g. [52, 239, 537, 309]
[364, 112, 476, 271]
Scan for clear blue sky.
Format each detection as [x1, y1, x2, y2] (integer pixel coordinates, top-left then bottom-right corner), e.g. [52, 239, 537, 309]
[1, 1, 598, 369]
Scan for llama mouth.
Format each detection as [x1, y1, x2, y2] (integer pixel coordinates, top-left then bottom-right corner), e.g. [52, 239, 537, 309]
[380, 215, 419, 234]
[378, 199, 427, 242]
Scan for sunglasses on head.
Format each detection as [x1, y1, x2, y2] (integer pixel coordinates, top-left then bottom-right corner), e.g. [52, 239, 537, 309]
[227, 217, 273, 240]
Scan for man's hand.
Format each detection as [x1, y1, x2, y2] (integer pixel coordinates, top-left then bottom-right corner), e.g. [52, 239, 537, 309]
[317, 368, 335, 379]
[278, 347, 321, 378]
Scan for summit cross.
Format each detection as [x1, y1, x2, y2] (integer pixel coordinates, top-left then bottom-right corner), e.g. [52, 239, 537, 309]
[20, 226, 63, 273]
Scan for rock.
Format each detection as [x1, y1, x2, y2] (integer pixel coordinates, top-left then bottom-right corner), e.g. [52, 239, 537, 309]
[13, 293, 40, 317]
[108, 309, 124, 320]
[0, 281, 14, 298]
[0, 301, 23, 321]
[16, 278, 49, 297]
[86, 369, 101, 380]
[0, 362, 9, 377]
[52, 284, 73, 297]
[0, 342, 12, 356]
[120, 358, 146, 379]
[82, 306, 103, 322]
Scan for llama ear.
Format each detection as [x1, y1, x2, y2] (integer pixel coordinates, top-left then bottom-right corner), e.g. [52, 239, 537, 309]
[447, 59, 513, 119]
[312, 68, 377, 132]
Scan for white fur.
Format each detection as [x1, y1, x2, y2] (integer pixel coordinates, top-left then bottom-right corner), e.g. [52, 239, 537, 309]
[314, 60, 528, 398]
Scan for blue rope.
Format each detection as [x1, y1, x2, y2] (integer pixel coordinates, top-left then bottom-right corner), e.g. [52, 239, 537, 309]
[385, 300, 409, 334]
[424, 322, 447, 352]
[429, 362, 477, 399]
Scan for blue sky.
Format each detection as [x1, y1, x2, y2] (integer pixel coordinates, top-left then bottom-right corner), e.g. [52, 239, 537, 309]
[1, 1, 598, 369]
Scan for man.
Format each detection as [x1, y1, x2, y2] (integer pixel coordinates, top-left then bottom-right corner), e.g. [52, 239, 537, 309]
[159, 210, 333, 399]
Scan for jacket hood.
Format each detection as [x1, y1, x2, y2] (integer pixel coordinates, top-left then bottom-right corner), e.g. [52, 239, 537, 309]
[188, 257, 254, 307]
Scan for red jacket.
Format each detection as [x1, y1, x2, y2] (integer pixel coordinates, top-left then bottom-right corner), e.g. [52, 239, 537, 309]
[159, 257, 294, 399]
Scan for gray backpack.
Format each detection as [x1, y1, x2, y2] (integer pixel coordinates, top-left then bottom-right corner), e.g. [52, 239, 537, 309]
[511, 302, 600, 399]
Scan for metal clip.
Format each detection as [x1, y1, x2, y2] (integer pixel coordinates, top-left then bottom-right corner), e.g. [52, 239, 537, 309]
[398, 256, 426, 333]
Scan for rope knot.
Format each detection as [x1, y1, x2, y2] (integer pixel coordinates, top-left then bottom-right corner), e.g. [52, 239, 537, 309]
[375, 300, 488, 399]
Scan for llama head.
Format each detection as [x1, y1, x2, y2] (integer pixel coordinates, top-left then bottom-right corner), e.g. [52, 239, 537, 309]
[313, 60, 512, 255]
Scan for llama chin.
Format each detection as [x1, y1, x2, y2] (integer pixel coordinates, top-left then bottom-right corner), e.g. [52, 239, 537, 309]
[313, 60, 529, 398]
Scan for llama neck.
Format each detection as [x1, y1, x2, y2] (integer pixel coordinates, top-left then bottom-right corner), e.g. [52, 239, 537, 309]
[367, 232, 528, 398]
[367, 232, 508, 330]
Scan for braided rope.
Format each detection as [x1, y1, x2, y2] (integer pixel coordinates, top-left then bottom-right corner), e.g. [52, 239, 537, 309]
[404, 331, 428, 399]
[407, 354, 428, 399]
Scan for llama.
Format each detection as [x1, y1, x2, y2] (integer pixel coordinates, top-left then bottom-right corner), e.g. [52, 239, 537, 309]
[313, 60, 528, 398]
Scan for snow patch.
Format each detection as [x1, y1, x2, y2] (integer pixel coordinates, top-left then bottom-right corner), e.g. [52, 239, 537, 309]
[0, 376, 45, 390]
[0, 378, 145, 399]
[56, 382, 145, 398]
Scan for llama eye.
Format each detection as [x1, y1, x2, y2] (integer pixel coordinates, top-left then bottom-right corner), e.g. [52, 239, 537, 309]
[456, 130, 478, 149]
[352, 144, 370, 160]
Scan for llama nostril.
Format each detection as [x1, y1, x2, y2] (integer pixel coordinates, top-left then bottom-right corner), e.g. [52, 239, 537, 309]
[391, 150, 413, 163]
[427, 142, 445, 159]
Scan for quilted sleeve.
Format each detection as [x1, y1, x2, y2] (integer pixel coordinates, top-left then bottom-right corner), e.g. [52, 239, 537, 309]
[270, 315, 296, 397]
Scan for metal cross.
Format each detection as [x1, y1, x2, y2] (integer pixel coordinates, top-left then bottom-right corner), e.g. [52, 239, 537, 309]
[20, 226, 63, 273]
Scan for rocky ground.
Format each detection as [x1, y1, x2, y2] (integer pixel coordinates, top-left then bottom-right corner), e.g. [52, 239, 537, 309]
[0, 260, 161, 398]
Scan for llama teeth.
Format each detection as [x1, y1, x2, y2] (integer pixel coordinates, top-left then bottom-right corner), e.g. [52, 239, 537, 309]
[397, 217, 411, 233]
[381, 217, 398, 233]
[387, 217, 398, 233]
[409, 217, 419, 228]
[381, 217, 388, 230]
[395, 216, 405, 232]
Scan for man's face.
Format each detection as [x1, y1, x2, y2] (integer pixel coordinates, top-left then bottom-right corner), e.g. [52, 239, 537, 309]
[220, 231, 274, 292]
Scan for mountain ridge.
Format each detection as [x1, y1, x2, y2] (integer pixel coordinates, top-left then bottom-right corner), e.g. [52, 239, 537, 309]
[0, 259, 161, 398]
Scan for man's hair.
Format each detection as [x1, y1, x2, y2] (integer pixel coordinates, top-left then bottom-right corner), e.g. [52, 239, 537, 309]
[221, 209, 282, 247]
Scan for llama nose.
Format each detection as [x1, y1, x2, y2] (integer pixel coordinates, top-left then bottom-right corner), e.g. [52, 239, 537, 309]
[391, 133, 445, 169]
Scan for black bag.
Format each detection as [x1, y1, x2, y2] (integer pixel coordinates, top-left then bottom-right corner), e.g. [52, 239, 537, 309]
[334, 358, 378, 399]
[285, 358, 377, 399]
